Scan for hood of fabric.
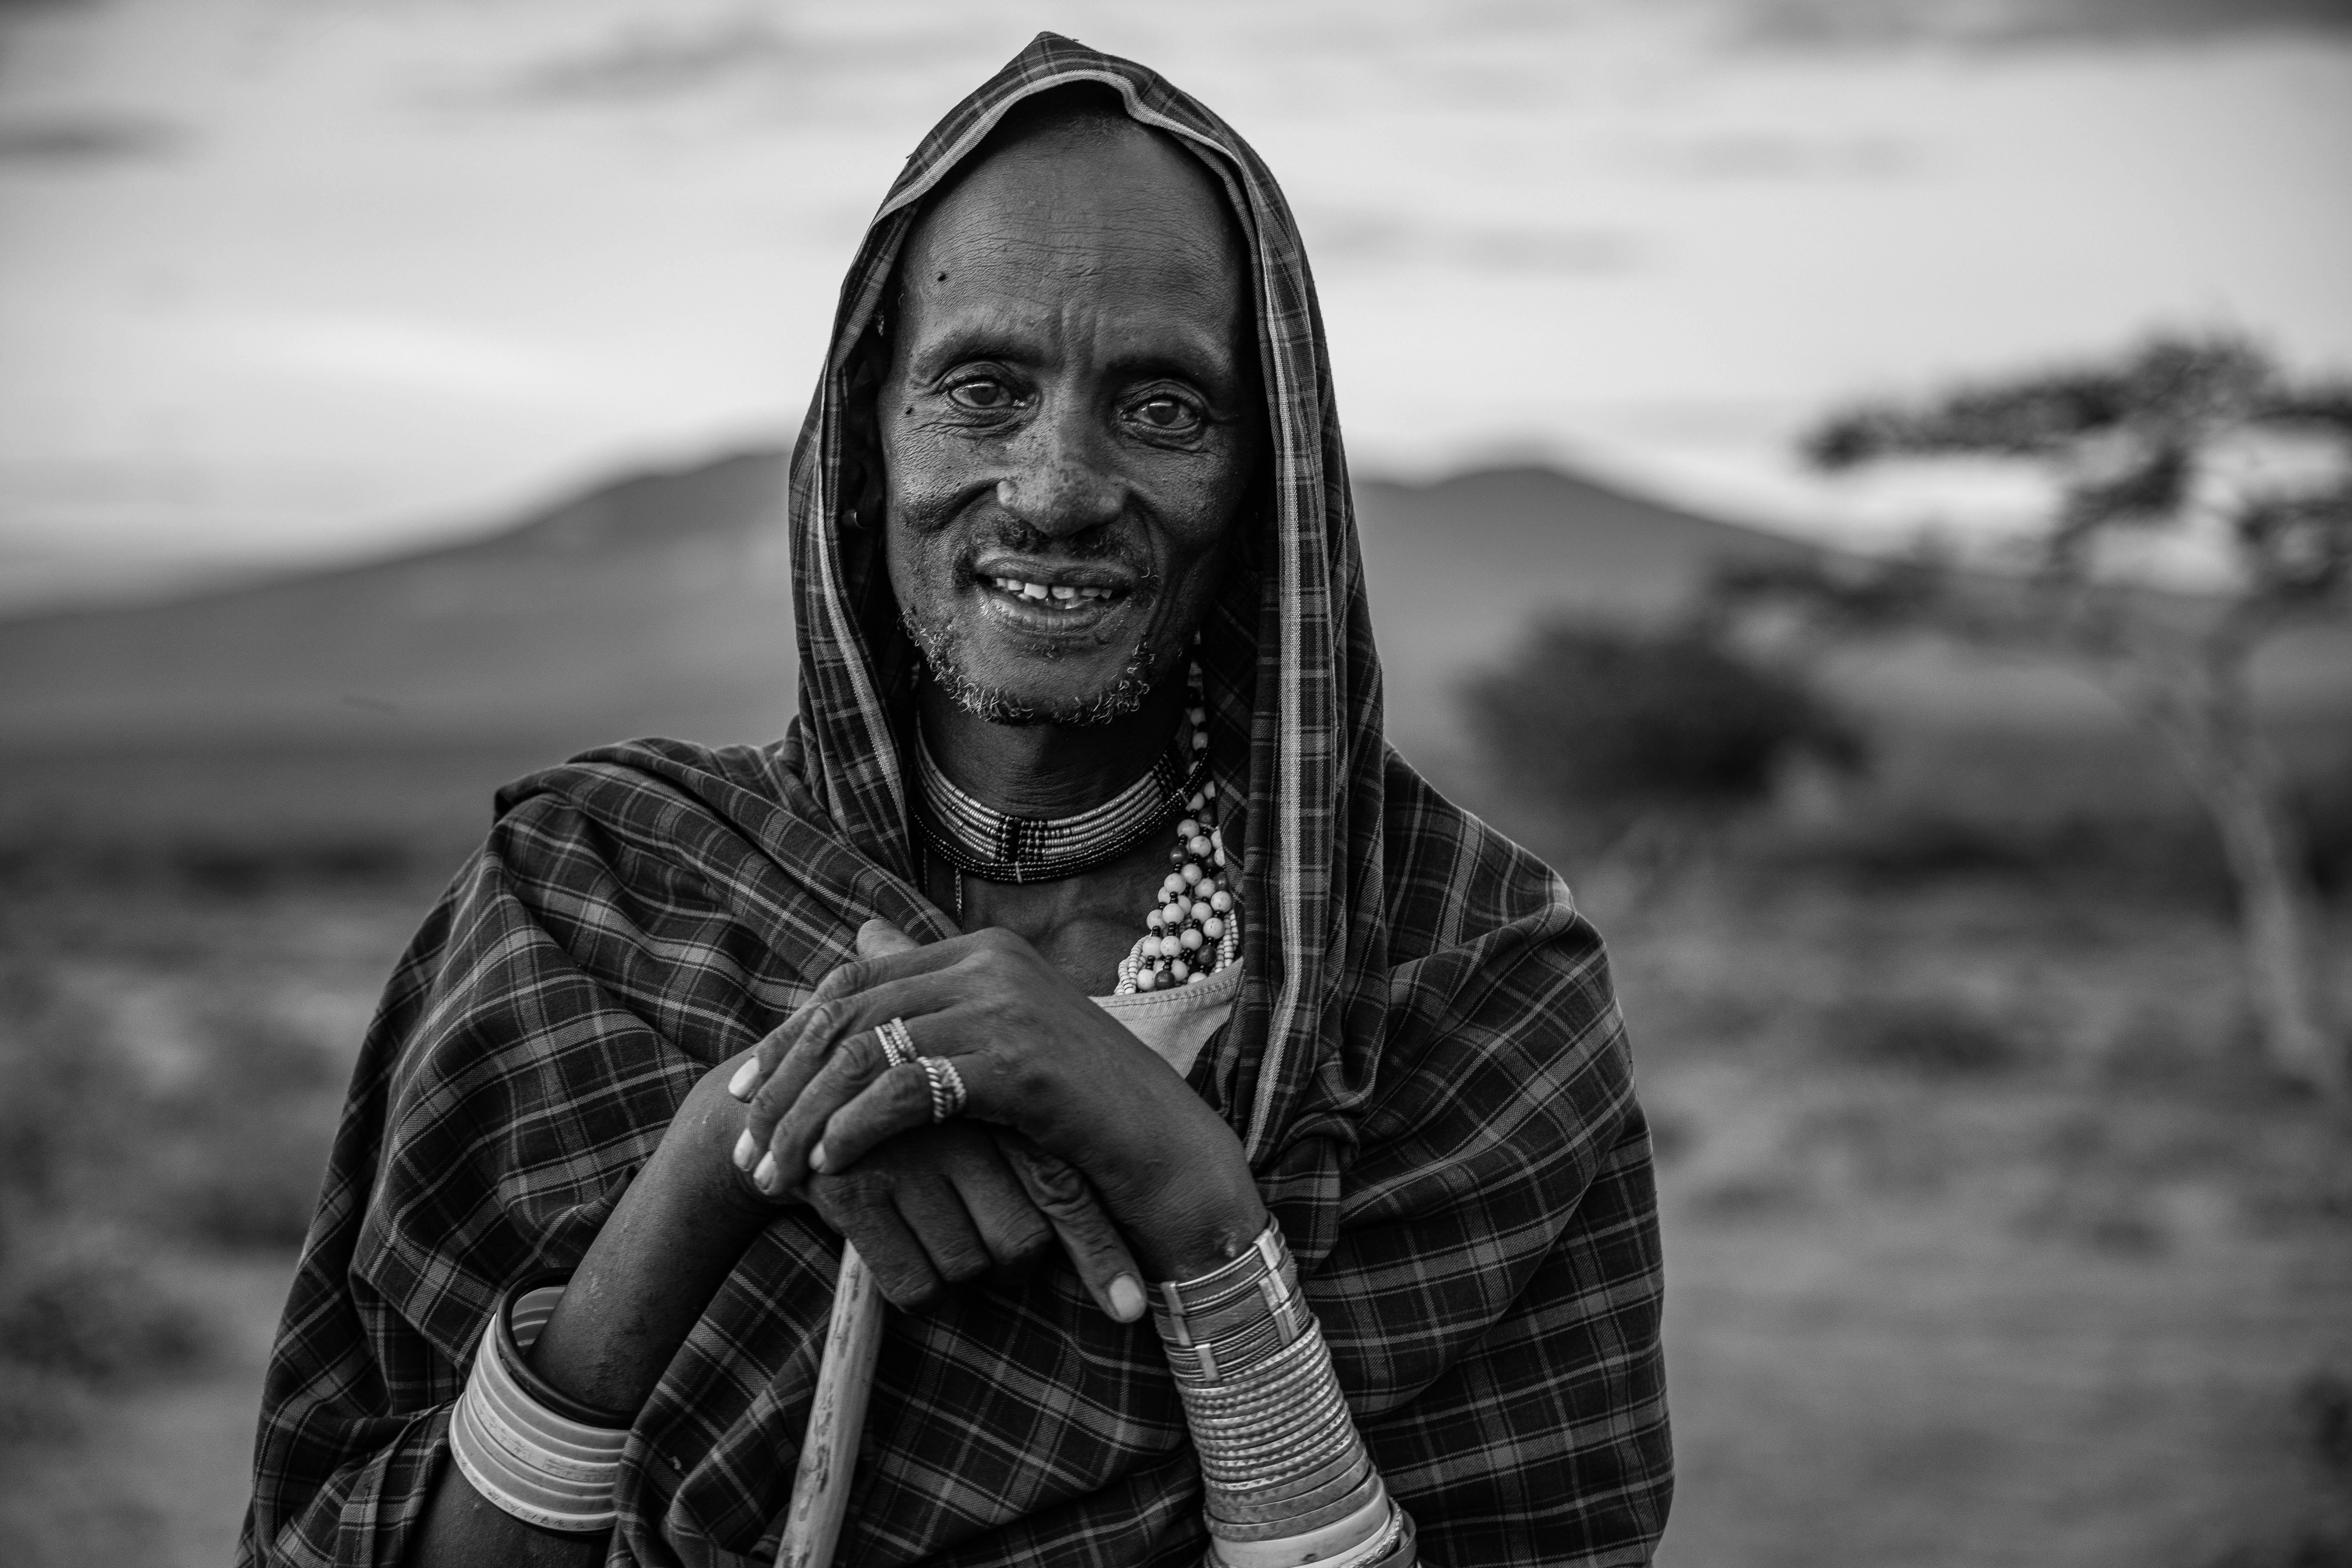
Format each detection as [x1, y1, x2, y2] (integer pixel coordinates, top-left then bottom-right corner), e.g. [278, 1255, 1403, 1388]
[785, 32, 1393, 1234]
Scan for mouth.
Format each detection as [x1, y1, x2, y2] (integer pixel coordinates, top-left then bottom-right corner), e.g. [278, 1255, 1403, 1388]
[967, 558, 1142, 636]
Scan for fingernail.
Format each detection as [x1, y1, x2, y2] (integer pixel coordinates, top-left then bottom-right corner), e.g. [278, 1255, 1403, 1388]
[727, 1059, 760, 1099]
[754, 1152, 777, 1191]
[733, 1130, 758, 1169]
[808, 1142, 828, 1173]
[1108, 1274, 1145, 1323]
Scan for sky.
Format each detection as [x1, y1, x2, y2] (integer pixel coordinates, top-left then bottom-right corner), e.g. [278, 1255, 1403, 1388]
[1, 0, 2348, 609]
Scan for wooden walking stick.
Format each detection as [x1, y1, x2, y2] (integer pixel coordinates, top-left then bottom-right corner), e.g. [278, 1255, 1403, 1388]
[774, 918, 917, 1568]
[774, 1242, 887, 1568]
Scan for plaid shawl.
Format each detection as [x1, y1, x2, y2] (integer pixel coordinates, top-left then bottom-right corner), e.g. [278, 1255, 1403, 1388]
[241, 34, 1670, 1568]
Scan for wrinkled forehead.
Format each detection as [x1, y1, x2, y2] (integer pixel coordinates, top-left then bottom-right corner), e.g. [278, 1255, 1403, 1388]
[895, 105, 1252, 328]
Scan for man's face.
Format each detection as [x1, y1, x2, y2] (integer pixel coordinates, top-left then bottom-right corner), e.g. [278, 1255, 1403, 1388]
[878, 121, 1261, 726]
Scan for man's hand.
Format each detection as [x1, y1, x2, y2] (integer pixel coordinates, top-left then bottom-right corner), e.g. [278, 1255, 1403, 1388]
[734, 919, 1150, 1320]
[731, 918, 1267, 1285]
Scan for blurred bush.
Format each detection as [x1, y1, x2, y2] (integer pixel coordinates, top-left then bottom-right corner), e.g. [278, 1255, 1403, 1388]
[0, 1245, 207, 1385]
[0, 968, 104, 1241]
[0, 958, 344, 1450]
[1819, 994, 2024, 1077]
[0, 968, 209, 1440]
[144, 1004, 341, 1250]
[1461, 617, 1864, 859]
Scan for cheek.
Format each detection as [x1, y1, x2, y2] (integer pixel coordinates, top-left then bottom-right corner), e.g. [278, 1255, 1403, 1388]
[1150, 438, 1255, 588]
[880, 413, 962, 535]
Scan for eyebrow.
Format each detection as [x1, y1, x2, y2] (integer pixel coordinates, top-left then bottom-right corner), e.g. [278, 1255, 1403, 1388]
[909, 315, 1245, 394]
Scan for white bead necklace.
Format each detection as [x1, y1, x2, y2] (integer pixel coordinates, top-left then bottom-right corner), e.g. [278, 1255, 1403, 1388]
[1115, 658, 1241, 994]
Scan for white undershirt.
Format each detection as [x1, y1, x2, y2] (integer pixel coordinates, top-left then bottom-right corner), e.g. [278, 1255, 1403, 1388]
[1090, 961, 1242, 1078]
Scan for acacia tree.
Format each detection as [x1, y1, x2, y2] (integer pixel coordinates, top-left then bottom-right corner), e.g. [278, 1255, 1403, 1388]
[1715, 334, 2352, 1095]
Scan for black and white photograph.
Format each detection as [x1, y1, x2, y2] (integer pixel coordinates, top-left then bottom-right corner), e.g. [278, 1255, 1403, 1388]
[1, 4, 2347, 1565]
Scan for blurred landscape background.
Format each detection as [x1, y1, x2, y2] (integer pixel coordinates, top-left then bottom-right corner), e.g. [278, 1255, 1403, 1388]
[2, 2, 2349, 1566]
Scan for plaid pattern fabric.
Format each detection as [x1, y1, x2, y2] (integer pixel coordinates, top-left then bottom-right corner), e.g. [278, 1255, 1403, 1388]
[240, 33, 1670, 1568]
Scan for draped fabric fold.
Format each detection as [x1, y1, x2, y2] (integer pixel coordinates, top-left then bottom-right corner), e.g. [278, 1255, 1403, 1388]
[241, 33, 1670, 1568]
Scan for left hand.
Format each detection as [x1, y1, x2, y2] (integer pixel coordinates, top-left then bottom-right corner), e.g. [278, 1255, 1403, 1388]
[732, 919, 1266, 1281]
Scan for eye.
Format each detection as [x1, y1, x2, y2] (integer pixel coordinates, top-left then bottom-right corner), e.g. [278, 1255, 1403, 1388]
[947, 378, 1016, 412]
[1134, 394, 1199, 432]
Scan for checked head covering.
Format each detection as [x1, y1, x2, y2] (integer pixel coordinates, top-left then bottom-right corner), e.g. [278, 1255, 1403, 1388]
[241, 33, 1671, 1568]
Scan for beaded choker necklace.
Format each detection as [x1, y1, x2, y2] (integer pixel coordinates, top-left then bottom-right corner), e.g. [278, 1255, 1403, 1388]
[912, 658, 1241, 993]
[915, 721, 1202, 884]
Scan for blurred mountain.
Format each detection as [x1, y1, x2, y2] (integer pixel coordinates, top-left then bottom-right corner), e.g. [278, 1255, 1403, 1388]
[0, 449, 798, 755]
[1353, 466, 1816, 744]
[0, 451, 1818, 755]
[0, 447, 2342, 853]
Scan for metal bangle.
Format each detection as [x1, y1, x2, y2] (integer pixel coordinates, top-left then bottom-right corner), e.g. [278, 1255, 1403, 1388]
[1206, 1450, 1374, 1526]
[1197, 1421, 1354, 1480]
[1186, 1373, 1351, 1441]
[1210, 1467, 1381, 1540]
[1155, 1224, 1290, 1327]
[1174, 1324, 1328, 1401]
[1193, 1403, 1356, 1474]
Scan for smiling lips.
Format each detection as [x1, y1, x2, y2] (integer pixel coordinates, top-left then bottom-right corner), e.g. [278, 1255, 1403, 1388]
[987, 574, 1122, 610]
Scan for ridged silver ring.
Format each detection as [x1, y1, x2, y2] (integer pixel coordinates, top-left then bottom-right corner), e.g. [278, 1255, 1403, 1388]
[877, 1016, 917, 1070]
[918, 1056, 967, 1123]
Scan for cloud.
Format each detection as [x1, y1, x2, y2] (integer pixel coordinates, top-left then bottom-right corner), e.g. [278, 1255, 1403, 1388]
[1725, 0, 2352, 47]
[1308, 212, 1649, 277]
[1640, 132, 1924, 183]
[212, 313, 612, 405]
[0, 113, 181, 165]
[497, 13, 797, 103]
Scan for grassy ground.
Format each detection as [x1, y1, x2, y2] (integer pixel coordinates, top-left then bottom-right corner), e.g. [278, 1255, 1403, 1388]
[0, 785, 2347, 1566]
[1614, 873, 2352, 1568]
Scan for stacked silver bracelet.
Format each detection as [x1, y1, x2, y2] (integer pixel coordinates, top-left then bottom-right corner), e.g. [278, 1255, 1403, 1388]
[1152, 1224, 1414, 1568]
[446, 1275, 631, 1533]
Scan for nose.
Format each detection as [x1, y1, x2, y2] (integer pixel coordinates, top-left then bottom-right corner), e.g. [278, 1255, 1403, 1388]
[993, 411, 1125, 539]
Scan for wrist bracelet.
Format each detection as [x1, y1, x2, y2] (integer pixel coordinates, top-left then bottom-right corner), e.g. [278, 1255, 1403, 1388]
[1211, 1462, 1378, 1539]
[1210, 1478, 1390, 1566]
[446, 1272, 631, 1534]
[1153, 1221, 1411, 1568]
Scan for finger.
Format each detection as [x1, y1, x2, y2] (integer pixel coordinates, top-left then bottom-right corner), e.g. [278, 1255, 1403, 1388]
[741, 973, 964, 1176]
[751, 1027, 905, 1199]
[805, 1172, 946, 1311]
[996, 1133, 1147, 1324]
[856, 917, 921, 959]
[947, 1134, 1055, 1270]
[802, 1060, 938, 1179]
[889, 1170, 997, 1288]
[728, 928, 962, 1102]
[727, 1018, 793, 1102]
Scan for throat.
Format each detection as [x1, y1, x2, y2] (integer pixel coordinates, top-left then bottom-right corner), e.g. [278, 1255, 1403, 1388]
[926, 841, 1172, 995]
[915, 674, 1189, 820]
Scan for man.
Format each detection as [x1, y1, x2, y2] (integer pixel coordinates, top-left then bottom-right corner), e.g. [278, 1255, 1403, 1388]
[243, 35, 1671, 1568]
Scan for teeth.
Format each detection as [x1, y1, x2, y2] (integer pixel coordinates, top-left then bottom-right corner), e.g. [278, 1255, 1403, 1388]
[988, 576, 1116, 607]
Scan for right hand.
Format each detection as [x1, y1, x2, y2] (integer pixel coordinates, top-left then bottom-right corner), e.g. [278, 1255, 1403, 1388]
[734, 922, 1147, 1321]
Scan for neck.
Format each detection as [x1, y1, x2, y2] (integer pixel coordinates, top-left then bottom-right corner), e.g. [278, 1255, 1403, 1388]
[918, 675, 1189, 818]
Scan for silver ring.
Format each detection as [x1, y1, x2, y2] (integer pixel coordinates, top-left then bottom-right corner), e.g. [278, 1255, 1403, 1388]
[918, 1056, 967, 1123]
[877, 1016, 916, 1069]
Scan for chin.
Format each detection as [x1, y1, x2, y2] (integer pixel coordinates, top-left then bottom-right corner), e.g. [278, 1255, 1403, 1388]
[949, 665, 1155, 729]
[908, 610, 1170, 728]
